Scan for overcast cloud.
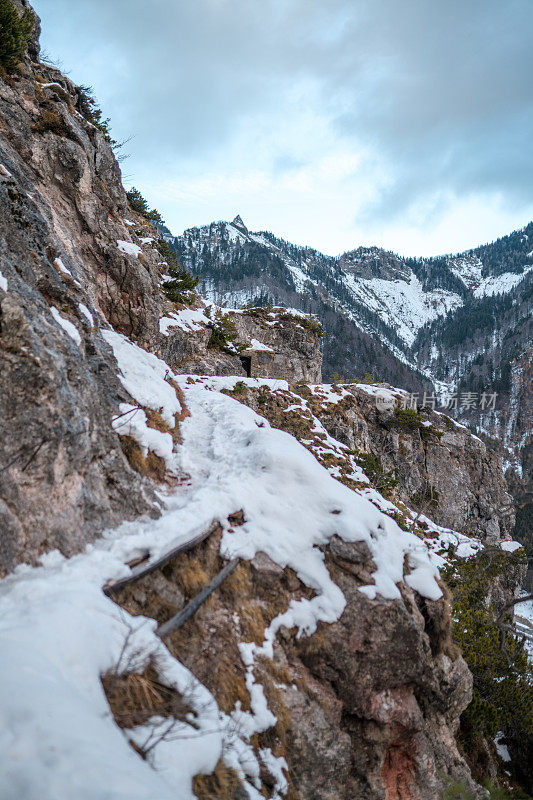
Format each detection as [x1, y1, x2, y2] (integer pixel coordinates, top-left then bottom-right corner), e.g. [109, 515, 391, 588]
[32, 0, 533, 255]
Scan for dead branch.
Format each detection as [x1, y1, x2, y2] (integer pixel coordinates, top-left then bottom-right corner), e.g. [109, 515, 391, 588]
[103, 519, 222, 596]
[494, 592, 533, 664]
[496, 593, 533, 627]
[157, 558, 239, 639]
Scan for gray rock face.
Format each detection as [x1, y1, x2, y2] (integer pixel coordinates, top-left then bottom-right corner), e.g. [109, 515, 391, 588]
[233, 309, 323, 383]
[126, 530, 481, 800]
[0, 59, 167, 574]
[338, 245, 411, 281]
[293, 547, 478, 800]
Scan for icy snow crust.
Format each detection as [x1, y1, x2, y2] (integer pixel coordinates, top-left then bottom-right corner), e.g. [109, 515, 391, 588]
[0, 337, 491, 800]
[78, 303, 94, 327]
[249, 337, 274, 352]
[112, 403, 175, 468]
[473, 267, 533, 298]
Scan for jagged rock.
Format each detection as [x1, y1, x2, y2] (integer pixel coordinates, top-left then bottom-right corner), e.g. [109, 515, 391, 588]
[338, 245, 411, 281]
[309, 384, 515, 543]
[0, 57, 171, 573]
[231, 214, 248, 233]
[113, 529, 481, 800]
[294, 563, 478, 799]
[159, 307, 323, 382]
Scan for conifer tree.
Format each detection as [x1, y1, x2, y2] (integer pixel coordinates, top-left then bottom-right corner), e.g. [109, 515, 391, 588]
[76, 85, 116, 145]
[0, 0, 34, 72]
[158, 239, 198, 305]
[126, 187, 165, 225]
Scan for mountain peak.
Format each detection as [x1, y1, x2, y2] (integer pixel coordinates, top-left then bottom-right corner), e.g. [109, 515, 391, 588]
[231, 214, 247, 232]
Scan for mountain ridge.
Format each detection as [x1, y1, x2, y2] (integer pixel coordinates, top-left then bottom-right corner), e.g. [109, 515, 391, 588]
[168, 215, 533, 550]
[169, 214, 533, 379]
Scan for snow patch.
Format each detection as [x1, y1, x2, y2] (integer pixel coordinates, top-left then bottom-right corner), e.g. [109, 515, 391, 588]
[159, 308, 208, 335]
[249, 338, 274, 352]
[54, 257, 72, 276]
[500, 540, 523, 553]
[102, 329, 181, 427]
[112, 403, 174, 467]
[342, 271, 462, 347]
[0, 270, 7, 292]
[473, 267, 533, 298]
[50, 307, 81, 345]
[448, 255, 483, 289]
[117, 240, 142, 258]
[78, 303, 94, 327]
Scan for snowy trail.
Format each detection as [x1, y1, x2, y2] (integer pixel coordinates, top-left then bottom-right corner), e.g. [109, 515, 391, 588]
[0, 334, 447, 800]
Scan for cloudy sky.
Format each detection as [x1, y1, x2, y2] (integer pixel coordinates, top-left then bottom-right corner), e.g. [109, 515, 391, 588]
[33, 0, 533, 256]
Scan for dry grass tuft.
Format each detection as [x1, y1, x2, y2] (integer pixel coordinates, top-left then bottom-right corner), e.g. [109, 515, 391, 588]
[239, 601, 268, 645]
[168, 378, 191, 425]
[140, 380, 190, 449]
[172, 552, 210, 596]
[32, 109, 70, 137]
[119, 435, 166, 481]
[102, 658, 189, 730]
[205, 650, 251, 713]
[193, 759, 243, 800]
[111, 529, 253, 716]
[220, 560, 253, 602]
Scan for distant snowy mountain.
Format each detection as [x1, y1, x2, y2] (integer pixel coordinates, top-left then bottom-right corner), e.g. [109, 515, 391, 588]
[171, 215, 533, 386]
[169, 217, 533, 549]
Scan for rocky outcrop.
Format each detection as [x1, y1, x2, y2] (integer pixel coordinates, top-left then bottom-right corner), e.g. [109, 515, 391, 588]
[0, 64, 170, 573]
[308, 384, 515, 543]
[231, 381, 514, 545]
[114, 524, 480, 800]
[159, 306, 322, 382]
[233, 308, 323, 382]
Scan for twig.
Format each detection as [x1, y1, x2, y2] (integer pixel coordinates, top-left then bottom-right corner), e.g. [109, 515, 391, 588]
[0, 426, 88, 473]
[157, 558, 239, 639]
[103, 519, 222, 596]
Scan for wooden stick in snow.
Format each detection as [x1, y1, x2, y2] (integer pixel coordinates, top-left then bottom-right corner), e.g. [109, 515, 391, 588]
[157, 558, 240, 639]
[103, 519, 222, 596]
